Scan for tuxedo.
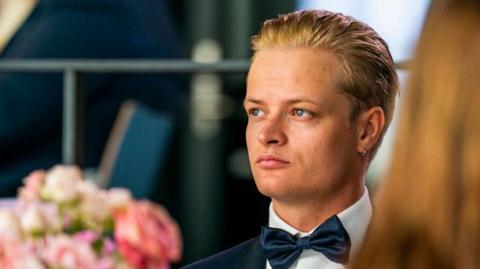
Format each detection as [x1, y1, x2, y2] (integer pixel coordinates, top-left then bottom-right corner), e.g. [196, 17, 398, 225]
[182, 237, 266, 269]
[182, 188, 372, 269]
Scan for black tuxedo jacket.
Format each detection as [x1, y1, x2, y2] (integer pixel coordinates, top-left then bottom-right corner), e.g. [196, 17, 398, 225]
[182, 237, 267, 269]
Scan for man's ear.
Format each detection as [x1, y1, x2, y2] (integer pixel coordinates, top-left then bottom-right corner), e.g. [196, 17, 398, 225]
[356, 106, 385, 155]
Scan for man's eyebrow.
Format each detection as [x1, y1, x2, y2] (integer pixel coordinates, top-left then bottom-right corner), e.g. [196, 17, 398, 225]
[287, 99, 323, 107]
[243, 98, 324, 107]
[243, 98, 263, 106]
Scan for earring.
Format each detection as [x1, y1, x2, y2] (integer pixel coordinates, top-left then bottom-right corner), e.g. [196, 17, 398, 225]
[361, 148, 367, 157]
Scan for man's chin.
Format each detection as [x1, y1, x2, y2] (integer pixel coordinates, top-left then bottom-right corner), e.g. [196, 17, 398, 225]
[255, 183, 294, 201]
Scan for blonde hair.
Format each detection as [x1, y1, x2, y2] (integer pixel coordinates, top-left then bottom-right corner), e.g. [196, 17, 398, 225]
[351, 1, 480, 268]
[251, 9, 399, 157]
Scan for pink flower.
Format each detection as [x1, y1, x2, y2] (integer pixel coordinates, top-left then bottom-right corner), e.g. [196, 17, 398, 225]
[74, 231, 116, 255]
[114, 201, 182, 269]
[0, 234, 22, 268]
[0, 234, 43, 269]
[18, 170, 45, 202]
[42, 235, 98, 269]
[94, 257, 116, 269]
[3, 165, 183, 269]
[75, 230, 99, 244]
[102, 238, 116, 256]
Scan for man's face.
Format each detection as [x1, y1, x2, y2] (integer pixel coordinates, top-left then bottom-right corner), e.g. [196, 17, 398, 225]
[245, 48, 361, 204]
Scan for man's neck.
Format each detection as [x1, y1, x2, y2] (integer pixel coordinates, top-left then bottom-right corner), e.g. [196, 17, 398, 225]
[272, 183, 365, 232]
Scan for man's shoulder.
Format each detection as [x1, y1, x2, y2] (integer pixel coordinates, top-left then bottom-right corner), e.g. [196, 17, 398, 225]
[182, 237, 265, 269]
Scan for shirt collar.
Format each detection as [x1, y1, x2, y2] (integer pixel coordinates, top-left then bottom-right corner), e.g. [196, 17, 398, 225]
[268, 187, 372, 256]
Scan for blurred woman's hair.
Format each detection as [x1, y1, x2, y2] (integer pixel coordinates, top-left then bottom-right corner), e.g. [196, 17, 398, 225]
[351, 0, 480, 268]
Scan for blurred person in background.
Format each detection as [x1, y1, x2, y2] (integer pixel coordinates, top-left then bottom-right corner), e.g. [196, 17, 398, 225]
[351, 0, 480, 268]
[0, 0, 37, 51]
[0, 0, 186, 196]
[183, 9, 398, 269]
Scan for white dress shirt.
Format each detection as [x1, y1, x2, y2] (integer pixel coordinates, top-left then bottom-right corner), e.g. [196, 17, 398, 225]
[266, 187, 372, 269]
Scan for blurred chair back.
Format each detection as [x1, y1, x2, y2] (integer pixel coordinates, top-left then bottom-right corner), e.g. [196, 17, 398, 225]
[98, 100, 173, 199]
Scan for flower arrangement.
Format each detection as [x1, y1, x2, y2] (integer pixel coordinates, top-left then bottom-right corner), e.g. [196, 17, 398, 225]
[0, 165, 182, 269]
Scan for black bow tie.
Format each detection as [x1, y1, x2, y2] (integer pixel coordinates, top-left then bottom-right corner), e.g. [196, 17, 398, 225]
[260, 215, 351, 269]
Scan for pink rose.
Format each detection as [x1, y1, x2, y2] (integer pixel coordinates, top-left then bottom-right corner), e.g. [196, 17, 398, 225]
[0, 234, 23, 268]
[42, 235, 98, 269]
[18, 170, 45, 202]
[114, 201, 182, 269]
[102, 238, 116, 256]
[0, 234, 44, 269]
[74, 230, 99, 244]
[75, 231, 116, 256]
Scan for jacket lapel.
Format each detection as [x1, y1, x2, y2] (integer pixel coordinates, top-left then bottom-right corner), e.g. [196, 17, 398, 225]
[238, 237, 266, 269]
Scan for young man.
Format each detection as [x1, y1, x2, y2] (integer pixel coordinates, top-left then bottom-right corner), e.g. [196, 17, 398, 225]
[183, 9, 398, 269]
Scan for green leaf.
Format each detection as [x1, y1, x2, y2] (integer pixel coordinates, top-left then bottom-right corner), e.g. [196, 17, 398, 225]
[92, 238, 104, 255]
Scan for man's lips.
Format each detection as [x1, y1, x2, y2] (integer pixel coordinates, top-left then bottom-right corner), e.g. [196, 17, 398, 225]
[256, 154, 290, 169]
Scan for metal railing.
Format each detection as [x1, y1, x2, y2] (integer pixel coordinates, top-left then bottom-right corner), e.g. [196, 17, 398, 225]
[0, 58, 407, 166]
[0, 59, 251, 165]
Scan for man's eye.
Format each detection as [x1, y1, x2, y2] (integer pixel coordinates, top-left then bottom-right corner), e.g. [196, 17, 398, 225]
[293, 109, 310, 117]
[249, 108, 264, 117]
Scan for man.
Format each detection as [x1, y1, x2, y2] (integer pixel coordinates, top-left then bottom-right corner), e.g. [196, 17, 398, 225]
[183, 9, 398, 269]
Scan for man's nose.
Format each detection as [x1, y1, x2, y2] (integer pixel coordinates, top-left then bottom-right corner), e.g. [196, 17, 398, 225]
[257, 116, 287, 146]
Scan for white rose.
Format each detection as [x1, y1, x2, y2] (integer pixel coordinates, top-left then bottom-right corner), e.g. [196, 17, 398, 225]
[79, 187, 111, 228]
[42, 165, 83, 203]
[107, 188, 132, 209]
[48, 165, 83, 180]
[77, 180, 99, 198]
[20, 204, 46, 234]
[0, 209, 21, 237]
